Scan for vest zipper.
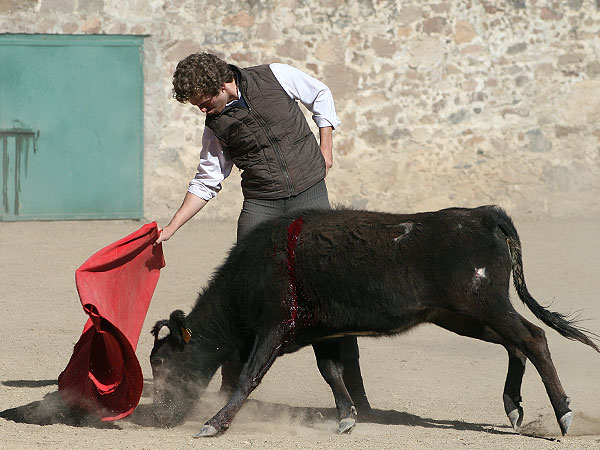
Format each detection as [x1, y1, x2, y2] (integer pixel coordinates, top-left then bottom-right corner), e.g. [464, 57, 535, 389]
[244, 97, 295, 196]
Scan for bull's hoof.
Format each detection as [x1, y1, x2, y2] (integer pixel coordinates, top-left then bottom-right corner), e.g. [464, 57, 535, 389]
[193, 424, 219, 438]
[503, 394, 524, 430]
[337, 406, 357, 434]
[559, 411, 573, 436]
[338, 417, 356, 434]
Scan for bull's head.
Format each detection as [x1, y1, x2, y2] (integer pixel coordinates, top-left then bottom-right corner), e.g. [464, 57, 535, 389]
[150, 309, 227, 427]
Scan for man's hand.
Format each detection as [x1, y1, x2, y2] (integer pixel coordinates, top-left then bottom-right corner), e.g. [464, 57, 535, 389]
[155, 226, 174, 245]
[154, 193, 209, 245]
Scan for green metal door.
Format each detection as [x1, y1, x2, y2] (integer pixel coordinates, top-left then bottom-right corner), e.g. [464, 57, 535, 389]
[0, 34, 144, 220]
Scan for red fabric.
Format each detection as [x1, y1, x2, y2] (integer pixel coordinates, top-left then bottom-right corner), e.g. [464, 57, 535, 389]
[58, 222, 165, 421]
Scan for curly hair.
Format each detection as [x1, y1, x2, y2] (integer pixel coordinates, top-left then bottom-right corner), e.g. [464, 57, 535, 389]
[172, 53, 234, 103]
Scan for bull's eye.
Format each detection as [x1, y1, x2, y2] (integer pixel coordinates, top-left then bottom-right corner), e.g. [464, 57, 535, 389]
[152, 357, 164, 367]
[157, 325, 170, 340]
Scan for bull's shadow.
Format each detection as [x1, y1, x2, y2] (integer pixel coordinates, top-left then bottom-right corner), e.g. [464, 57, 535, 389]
[1, 378, 517, 436]
[188, 397, 518, 436]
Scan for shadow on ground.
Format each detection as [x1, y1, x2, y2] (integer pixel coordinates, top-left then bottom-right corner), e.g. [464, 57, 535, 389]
[0, 378, 552, 440]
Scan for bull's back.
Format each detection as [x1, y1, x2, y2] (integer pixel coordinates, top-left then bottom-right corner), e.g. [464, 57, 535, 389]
[289, 207, 513, 332]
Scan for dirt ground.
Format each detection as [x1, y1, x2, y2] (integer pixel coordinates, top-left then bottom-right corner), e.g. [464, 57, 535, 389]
[1, 214, 600, 449]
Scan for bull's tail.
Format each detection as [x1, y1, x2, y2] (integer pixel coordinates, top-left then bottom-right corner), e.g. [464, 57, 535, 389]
[494, 209, 600, 353]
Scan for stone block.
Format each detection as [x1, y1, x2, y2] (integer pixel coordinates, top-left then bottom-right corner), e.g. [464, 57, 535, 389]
[277, 39, 307, 61]
[322, 64, 360, 100]
[256, 21, 279, 41]
[0, 0, 36, 12]
[370, 36, 396, 58]
[455, 20, 476, 44]
[481, 1, 504, 14]
[408, 36, 444, 70]
[555, 125, 578, 138]
[423, 17, 447, 34]
[586, 61, 600, 78]
[166, 39, 201, 63]
[534, 63, 554, 77]
[395, 25, 412, 39]
[203, 30, 245, 45]
[38, 18, 57, 32]
[567, 0, 584, 10]
[460, 44, 486, 57]
[40, 0, 75, 14]
[231, 52, 258, 64]
[448, 108, 468, 124]
[559, 80, 600, 126]
[78, 0, 103, 14]
[362, 125, 388, 145]
[507, 42, 527, 54]
[525, 129, 552, 152]
[507, 0, 526, 9]
[558, 53, 585, 66]
[81, 18, 101, 33]
[540, 7, 563, 21]
[315, 38, 344, 64]
[130, 24, 146, 35]
[222, 11, 255, 28]
[398, 5, 422, 25]
[432, 98, 447, 113]
[62, 22, 78, 33]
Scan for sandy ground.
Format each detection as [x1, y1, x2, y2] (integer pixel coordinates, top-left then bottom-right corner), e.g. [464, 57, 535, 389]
[1, 214, 600, 450]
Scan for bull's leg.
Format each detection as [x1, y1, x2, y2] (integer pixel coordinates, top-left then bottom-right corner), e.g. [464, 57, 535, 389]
[194, 328, 285, 437]
[431, 311, 526, 430]
[503, 353, 526, 429]
[313, 341, 357, 433]
[339, 336, 372, 416]
[219, 340, 254, 396]
[485, 311, 573, 435]
[219, 352, 243, 395]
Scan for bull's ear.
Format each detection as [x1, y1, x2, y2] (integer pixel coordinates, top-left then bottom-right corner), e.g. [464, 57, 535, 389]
[168, 310, 192, 345]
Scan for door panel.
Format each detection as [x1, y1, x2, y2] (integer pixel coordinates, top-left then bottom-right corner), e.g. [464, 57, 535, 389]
[0, 34, 144, 220]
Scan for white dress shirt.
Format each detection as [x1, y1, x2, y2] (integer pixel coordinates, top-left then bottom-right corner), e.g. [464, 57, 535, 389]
[187, 63, 341, 201]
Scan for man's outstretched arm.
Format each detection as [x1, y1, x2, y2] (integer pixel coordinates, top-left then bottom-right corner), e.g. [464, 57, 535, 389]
[156, 192, 208, 244]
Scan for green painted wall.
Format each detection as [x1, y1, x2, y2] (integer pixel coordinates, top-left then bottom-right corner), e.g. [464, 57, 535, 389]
[0, 34, 144, 220]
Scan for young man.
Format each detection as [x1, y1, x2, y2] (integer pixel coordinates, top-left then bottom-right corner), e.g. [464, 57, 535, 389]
[156, 52, 371, 414]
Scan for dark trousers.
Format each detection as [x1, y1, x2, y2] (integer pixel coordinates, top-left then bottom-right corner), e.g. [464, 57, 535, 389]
[236, 179, 331, 241]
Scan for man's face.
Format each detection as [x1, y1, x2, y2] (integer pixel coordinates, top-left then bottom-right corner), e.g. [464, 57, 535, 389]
[189, 87, 229, 115]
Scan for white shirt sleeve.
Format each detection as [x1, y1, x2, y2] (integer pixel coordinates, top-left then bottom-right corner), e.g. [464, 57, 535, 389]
[269, 63, 341, 129]
[187, 127, 233, 201]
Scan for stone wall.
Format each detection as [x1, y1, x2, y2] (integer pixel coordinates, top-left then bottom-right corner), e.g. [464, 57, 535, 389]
[2, 0, 599, 220]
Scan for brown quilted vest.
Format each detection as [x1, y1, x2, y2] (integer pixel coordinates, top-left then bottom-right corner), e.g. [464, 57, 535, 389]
[205, 65, 325, 199]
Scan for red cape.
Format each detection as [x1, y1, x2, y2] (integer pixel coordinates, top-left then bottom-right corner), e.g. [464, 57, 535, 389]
[58, 222, 165, 420]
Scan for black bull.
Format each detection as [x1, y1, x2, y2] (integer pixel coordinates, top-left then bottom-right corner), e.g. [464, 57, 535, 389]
[150, 206, 599, 437]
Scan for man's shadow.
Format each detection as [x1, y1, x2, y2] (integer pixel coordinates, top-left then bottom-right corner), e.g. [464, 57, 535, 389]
[0, 378, 517, 436]
[0, 380, 118, 429]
